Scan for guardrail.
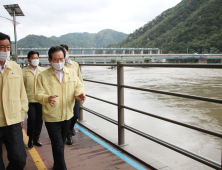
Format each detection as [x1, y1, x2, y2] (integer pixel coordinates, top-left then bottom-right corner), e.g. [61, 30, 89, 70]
[18, 54, 222, 59]
[78, 62, 222, 170]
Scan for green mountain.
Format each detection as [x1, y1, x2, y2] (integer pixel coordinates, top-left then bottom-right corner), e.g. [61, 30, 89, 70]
[94, 29, 129, 47]
[18, 35, 63, 48]
[18, 29, 128, 49]
[108, 0, 222, 54]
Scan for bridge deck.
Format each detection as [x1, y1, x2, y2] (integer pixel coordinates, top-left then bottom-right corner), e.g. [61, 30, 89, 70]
[2, 119, 152, 170]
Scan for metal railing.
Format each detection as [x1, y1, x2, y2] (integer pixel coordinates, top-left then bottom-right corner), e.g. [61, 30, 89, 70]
[78, 62, 222, 170]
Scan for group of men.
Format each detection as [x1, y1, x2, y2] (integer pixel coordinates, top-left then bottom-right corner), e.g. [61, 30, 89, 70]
[0, 32, 85, 170]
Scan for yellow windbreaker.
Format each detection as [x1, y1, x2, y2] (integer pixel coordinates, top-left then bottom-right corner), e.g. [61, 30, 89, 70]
[22, 66, 45, 103]
[65, 60, 83, 84]
[35, 66, 84, 122]
[0, 61, 28, 127]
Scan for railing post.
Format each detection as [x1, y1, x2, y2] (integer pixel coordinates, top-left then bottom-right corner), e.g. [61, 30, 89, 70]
[79, 64, 83, 121]
[117, 61, 125, 145]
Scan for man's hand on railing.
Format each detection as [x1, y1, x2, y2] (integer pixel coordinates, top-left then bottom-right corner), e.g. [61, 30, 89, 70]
[75, 93, 86, 104]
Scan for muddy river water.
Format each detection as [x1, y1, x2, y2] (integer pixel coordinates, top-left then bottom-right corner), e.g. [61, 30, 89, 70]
[80, 66, 222, 170]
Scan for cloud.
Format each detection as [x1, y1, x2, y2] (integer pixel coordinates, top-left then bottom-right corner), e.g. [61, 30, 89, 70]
[0, 0, 182, 40]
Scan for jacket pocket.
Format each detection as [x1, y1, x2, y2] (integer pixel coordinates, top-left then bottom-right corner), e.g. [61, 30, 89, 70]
[7, 76, 21, 98]
[25, 76, 34, 92]
[11, 99, 21, 117]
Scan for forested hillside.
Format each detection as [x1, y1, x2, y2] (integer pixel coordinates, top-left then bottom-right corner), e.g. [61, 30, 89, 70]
[109, 0, 222, 54]
[18, 35, 64, 48]
[18, 29, 128, 48]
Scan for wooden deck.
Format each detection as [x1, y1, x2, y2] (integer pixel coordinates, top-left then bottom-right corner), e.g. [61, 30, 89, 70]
[2, 120, 151, 170]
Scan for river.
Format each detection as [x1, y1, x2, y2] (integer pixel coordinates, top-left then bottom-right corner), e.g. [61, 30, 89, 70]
[81, 66, 222, 170]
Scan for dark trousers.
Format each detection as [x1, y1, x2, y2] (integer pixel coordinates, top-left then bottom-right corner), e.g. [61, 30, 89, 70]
[45, 119, 71, 170]
[27, 103, 43, 141]
[67, 99, 79, 138]
[0, 123, 27, 170]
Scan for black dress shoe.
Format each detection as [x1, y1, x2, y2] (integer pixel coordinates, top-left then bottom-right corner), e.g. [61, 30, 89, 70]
[66, 137, 73, 145]
[28, 139, 33, 149]
[72, 128, 76, 136]
[33, 140, 42, 147]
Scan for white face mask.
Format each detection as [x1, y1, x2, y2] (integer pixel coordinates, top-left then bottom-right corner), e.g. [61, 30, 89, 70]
[65, 54, 69, 59]
[31, 59, 39, 66]
[51, 61, 64, 71]
[0, 51, 10, 61]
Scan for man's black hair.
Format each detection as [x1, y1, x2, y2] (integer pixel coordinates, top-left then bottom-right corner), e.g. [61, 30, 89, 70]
[48, 46, 66, 60]
[27, 51, 39, 59]
[60, 44, 69, 51]
[0, 32, 11, 43]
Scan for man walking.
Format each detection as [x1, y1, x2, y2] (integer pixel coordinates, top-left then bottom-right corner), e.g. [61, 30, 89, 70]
[35, 46, 85, 170]
[0, 32, 28, 170]
[60, 44, 84, 145]
[22, 51, 45, 148]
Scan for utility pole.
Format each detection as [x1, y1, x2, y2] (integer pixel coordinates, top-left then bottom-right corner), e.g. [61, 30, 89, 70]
[4, 4, 24, 63]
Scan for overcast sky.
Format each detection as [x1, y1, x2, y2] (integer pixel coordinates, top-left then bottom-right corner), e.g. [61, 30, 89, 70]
[0, 0, 181, 41]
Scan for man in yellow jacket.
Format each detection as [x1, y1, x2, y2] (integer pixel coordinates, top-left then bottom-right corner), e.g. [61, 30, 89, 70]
[0, 33, 28, 170]
[35, 46, 85, 170]
[60, 44, 84, 145]
[22, 51, 45, 148]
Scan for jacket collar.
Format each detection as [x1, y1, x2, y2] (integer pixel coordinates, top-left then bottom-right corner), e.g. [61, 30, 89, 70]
[63, 67, 69, 82]
[25, 66, 32, 72]
[5, 60, 12, 70]
[64, 67, 69, 74]
[68, 60, 75, 66]
[48, 66, 55, 75]
[48, 66, 69, 83]
[25, 65, 40, 72]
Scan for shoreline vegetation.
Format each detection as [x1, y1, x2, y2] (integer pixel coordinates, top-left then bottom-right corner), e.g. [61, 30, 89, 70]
[108, 0, 222, 55]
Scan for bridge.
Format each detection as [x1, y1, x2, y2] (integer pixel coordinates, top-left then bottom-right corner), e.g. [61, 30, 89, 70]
[18, 54, 222, 65]
[17, 47, 222, 64]
[18, 47, 161, 55]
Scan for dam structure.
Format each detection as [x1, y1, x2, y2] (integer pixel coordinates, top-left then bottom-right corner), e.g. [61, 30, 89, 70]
[17, 47, 222, 65]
